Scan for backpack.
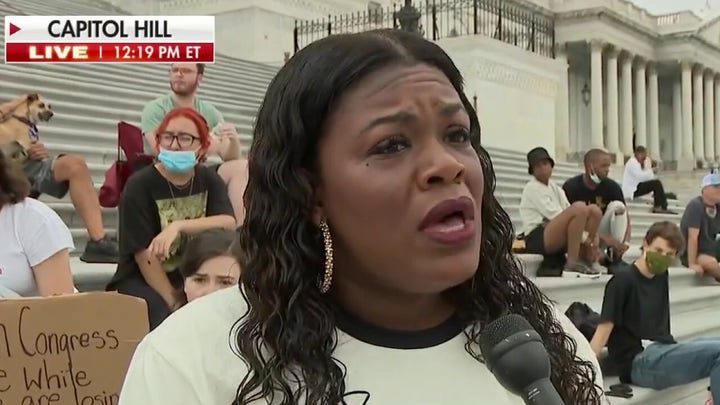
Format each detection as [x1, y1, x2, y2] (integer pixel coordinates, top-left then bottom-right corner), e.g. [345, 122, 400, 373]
[564, 301, 601, 342]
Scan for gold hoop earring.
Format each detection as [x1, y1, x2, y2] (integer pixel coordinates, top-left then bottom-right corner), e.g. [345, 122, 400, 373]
[319, 220, 333, 293]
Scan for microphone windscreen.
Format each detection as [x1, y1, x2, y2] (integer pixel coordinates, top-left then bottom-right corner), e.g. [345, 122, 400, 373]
[479, 313, 534, 359]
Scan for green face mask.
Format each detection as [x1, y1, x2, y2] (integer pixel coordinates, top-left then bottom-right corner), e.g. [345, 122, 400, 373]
[645, 251, 672, 274]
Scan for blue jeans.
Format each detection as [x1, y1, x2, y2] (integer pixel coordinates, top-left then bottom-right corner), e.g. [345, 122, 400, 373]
[632, 338, 720, 400]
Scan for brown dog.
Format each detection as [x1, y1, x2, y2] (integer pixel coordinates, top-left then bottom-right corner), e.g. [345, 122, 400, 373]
[0, 93, 54, 164]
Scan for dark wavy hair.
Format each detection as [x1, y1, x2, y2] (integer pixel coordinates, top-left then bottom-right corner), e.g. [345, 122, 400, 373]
[0, 149, 30, 207]
[179, 228, 244, 279]
[236, 29, 602, 404]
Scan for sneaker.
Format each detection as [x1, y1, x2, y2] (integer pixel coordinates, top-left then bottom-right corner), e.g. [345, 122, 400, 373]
[80, 235, 119, 264]
[563, 262, 601, 279]
[586, 261, 608, 275]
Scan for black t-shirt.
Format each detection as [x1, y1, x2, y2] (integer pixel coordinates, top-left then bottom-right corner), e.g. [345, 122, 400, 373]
[600, 264, 675, 383]
[109, 165, 233, 285]
[562, 174, 625, 214]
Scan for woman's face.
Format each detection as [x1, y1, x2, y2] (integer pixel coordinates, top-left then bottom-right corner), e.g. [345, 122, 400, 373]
[315, 63, 484, 295]
[183, 255, 241, 302]
[157, 116, 203, 154]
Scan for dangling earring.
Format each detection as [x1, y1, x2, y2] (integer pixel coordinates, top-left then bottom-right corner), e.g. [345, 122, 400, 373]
[318, 220, 334, 293]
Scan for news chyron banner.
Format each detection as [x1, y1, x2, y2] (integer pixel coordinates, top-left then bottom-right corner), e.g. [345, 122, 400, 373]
[4, 16, 215, 63]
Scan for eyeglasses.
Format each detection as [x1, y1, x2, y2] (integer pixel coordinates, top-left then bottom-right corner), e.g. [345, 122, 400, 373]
[158, 131, 200, 148]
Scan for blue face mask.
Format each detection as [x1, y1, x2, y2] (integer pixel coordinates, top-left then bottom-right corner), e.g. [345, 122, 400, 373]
[158, 149, 197, 173]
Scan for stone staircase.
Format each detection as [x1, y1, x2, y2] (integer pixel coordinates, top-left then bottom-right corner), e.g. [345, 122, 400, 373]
[1, 0, 719, 403]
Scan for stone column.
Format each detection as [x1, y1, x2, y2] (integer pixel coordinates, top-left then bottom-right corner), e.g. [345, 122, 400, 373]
[635, 58, 647, 149]
[705, 70, 716, 162]
[605, 48, 620, 154]
[715, 77, 720, 162]
[647, 63, 660, 160]
[555, 43, 570, 161]
[682, 61, 694, 164]
[694, 65, 705, 164]
[673, 80, 682, 163]
[619, 53, 634, 156]
[590, 40, 604, 149]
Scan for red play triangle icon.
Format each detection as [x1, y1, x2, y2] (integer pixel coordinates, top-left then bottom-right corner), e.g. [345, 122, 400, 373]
[9, 22, 21, 36]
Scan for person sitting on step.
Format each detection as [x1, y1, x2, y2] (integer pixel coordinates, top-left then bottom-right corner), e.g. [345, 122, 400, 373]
[621, 145, 675, 214]
[141, 63, 248, 225]
[591, 221, 720, 403]
[176, 228, 243, 306]
[0, 149, 76, 297]
[0, 94, 119, 264]
[680, 173, 720, 282]
[106, 107, 236, 331]
[563, 149, 632, 266]
[519, 147, 604, 276]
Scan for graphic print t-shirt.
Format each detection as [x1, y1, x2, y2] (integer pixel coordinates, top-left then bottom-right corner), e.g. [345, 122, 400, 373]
[118, 288, 605, 405]
[562, 174, 625, 214]
[111, 165, 233, 284]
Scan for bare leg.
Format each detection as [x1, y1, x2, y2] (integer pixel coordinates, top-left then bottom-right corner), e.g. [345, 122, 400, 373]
[53, 154, 105, 241]
[580, 205, 603, 263]
[585, 204, 602, 240]
[697, 254, 720, 281]
[217, 159, 248, 225]
[542, 202, 589, 266]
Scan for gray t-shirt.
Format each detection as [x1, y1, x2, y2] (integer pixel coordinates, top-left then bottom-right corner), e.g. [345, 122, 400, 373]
[680, 196, 720, 257]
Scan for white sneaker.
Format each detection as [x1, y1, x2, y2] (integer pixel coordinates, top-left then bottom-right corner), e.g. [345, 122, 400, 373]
[588, 261, 608, 275]
[563, 262, 601, 279]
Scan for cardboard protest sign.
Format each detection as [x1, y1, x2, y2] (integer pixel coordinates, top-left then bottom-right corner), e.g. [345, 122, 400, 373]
[0, 292, 148, 405]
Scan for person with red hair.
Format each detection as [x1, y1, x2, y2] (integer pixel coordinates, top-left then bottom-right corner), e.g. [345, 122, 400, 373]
[107, 107, 235, 330]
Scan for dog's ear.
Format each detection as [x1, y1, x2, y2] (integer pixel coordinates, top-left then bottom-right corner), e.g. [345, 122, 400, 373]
[27, 93, 39, 101]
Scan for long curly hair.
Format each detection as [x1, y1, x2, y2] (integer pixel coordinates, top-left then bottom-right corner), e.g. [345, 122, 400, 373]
[235, 29, 602, 404]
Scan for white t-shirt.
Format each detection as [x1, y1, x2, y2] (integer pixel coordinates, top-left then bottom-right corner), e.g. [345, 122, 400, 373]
[119, 288, 605, 405]
[0, 198, 75, 297]
[622, 156, 655, 199]
[519, 178, 570, 235]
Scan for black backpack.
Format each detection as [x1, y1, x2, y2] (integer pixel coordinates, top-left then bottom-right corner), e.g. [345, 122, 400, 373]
[564, 301, 601, 342]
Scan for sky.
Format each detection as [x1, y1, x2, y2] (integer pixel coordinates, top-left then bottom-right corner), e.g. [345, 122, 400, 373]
[630, 0, 717, 14]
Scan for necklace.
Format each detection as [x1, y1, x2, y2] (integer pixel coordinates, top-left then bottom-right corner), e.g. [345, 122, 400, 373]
[166, 175, 195, 205]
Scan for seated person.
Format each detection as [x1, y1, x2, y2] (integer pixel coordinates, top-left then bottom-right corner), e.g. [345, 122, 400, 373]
[141, 63, 248, 224]
[177, 228, 243, 304]
[0, 149, 76, 297]
[680, 173, 720, 282]
[106, 107, 236, 331]
[564, 149, 631, 265]
[590, 221, 720, 402]
[520, 147, 603, 276]
[621, 145, 674, 214]
[0, 94, 118, 264]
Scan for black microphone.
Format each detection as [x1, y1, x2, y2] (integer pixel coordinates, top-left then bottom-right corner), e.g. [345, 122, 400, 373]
[479, 313, 564, 405]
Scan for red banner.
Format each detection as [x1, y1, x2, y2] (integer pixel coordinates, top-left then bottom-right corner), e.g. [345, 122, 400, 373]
[5, 42, 215, 63]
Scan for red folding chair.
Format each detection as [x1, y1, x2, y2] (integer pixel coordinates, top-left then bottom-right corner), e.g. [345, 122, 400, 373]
[98, 122, 153, 208]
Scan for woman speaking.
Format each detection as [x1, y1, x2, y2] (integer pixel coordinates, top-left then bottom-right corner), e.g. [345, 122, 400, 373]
[119, 29, 604, 404]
